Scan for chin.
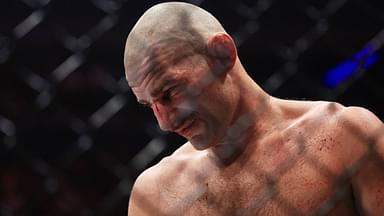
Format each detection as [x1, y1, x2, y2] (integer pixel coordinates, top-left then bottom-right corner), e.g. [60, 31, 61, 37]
[189, 134, 218, 150]
[189, 137, 209, 150]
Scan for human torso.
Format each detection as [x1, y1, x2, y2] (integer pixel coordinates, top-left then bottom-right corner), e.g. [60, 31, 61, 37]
[153, 102, 359, 215]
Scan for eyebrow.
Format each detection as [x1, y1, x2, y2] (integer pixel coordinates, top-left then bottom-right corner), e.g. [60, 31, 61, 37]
[136, 78, 176, 105]
[150, 78, 175, 98]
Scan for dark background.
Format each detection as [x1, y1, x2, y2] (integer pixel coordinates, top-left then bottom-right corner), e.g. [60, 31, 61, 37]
[0, 0, 383, 215]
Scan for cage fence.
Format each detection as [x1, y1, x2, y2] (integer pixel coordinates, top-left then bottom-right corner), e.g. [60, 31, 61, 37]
[0, 0, 384, 215]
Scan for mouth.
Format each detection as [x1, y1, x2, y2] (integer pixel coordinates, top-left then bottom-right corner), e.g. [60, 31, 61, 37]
[174, 116, 196, 138]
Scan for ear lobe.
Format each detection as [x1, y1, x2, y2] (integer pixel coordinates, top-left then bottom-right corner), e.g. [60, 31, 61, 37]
[207, 32, 237, 76]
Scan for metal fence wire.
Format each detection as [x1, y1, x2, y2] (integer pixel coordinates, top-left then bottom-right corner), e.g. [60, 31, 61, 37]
[0, 0, 384, 215]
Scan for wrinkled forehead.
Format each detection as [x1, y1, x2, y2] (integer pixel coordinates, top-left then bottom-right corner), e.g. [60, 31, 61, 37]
[125, 55, 153, 88]
[125, 37, 202, 88]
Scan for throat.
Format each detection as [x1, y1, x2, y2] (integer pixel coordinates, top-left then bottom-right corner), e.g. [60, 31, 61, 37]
[208, 130, 255, 167]
[208, 97, 278, 166]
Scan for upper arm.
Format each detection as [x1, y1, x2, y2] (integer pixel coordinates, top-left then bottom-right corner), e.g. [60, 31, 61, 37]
[341, 107, 384, 215]
[128, 186, 150, 216]
[128, 168, 162, 216]
[127, 149, 191, 216]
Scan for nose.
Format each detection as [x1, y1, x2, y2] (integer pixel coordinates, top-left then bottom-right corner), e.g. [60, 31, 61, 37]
[152, 102, 173, 131]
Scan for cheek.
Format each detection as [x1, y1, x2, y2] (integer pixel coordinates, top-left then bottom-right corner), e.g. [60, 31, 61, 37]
[188, 73, 231, 118]
[203, 87, 230, 112]
[195, 95, 226, 125]
[174, 94, 198, 117]
[203, 89, 235, 132]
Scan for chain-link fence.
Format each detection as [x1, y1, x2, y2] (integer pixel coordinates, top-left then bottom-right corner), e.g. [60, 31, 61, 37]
[1, 0, 383, 215]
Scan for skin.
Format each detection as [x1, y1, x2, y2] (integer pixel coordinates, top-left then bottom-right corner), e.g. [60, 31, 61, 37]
[124, 2, 384, 215]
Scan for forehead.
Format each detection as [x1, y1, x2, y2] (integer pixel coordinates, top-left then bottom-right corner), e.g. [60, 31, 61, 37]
[125, 37, 201, 85]
[126, 40, 201, 89]
[131, 59, 201, 105]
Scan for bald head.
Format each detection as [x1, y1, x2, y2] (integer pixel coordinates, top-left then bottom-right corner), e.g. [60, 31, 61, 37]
[124, 2, 229, 87]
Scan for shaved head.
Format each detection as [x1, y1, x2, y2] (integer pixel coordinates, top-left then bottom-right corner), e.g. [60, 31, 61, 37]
[123, 2, 248, 152]
[124, 2, 227, 87]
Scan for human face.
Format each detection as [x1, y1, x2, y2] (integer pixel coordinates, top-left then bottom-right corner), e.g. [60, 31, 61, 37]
[126, 42, 235, 150]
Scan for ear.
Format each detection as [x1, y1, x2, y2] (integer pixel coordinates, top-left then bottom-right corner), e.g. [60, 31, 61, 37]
[206, 32, 237, 76]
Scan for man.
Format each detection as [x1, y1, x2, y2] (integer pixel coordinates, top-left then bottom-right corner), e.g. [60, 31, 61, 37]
[124, 2, 384, 215]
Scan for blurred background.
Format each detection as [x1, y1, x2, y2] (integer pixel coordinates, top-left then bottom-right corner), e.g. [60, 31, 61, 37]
[0, 0, 383, 215]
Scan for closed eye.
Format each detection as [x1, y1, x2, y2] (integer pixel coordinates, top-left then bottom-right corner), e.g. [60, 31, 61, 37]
[138, 100, 151, 108]
[160, 86, 176, 104]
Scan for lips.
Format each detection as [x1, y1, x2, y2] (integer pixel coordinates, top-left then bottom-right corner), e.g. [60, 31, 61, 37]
[174, 116, 196, 137]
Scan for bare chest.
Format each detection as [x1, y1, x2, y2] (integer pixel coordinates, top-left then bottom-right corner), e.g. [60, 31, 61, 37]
[161, 125, 356, 215]
[187, 165, 350, 215]
[180, 142, 354, 215]
[184, 164, 355, 215]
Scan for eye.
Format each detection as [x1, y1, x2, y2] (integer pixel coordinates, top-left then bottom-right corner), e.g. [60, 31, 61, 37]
[138, 101, 152, 108]
[143, 103, 152, 108]
[161, 88, 174, 103]
[161, 85, 182, 104]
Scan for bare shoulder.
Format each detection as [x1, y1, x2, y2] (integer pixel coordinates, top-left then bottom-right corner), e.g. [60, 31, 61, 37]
[289, 102, 384, 214]
[306, 104, 382, 170]
[336, 108, 384, 215]
[274, 98, 344, 121]
[307, 100, 344, 114]
[323, 105, 383, 145]
[128, 142, 198, 215]
[127, 161, 162, 215]
[284, 101, 382, 154]
[298, 100, 382, 129]
[311, 102, 383, 144]
[338, 106, 383, 154]
[337, 105, 383, 131]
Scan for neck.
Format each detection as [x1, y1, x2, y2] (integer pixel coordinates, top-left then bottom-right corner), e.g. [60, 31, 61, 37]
[207, 67, 278, 166]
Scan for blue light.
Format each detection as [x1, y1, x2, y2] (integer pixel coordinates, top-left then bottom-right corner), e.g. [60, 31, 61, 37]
[363, 53, 379, 68]
[353, 44, 373, 59]
[322, 44, 380, 88]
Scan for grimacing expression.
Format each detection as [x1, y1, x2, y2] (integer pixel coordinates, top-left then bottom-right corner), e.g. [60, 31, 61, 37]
[126, 42, 234, 150]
